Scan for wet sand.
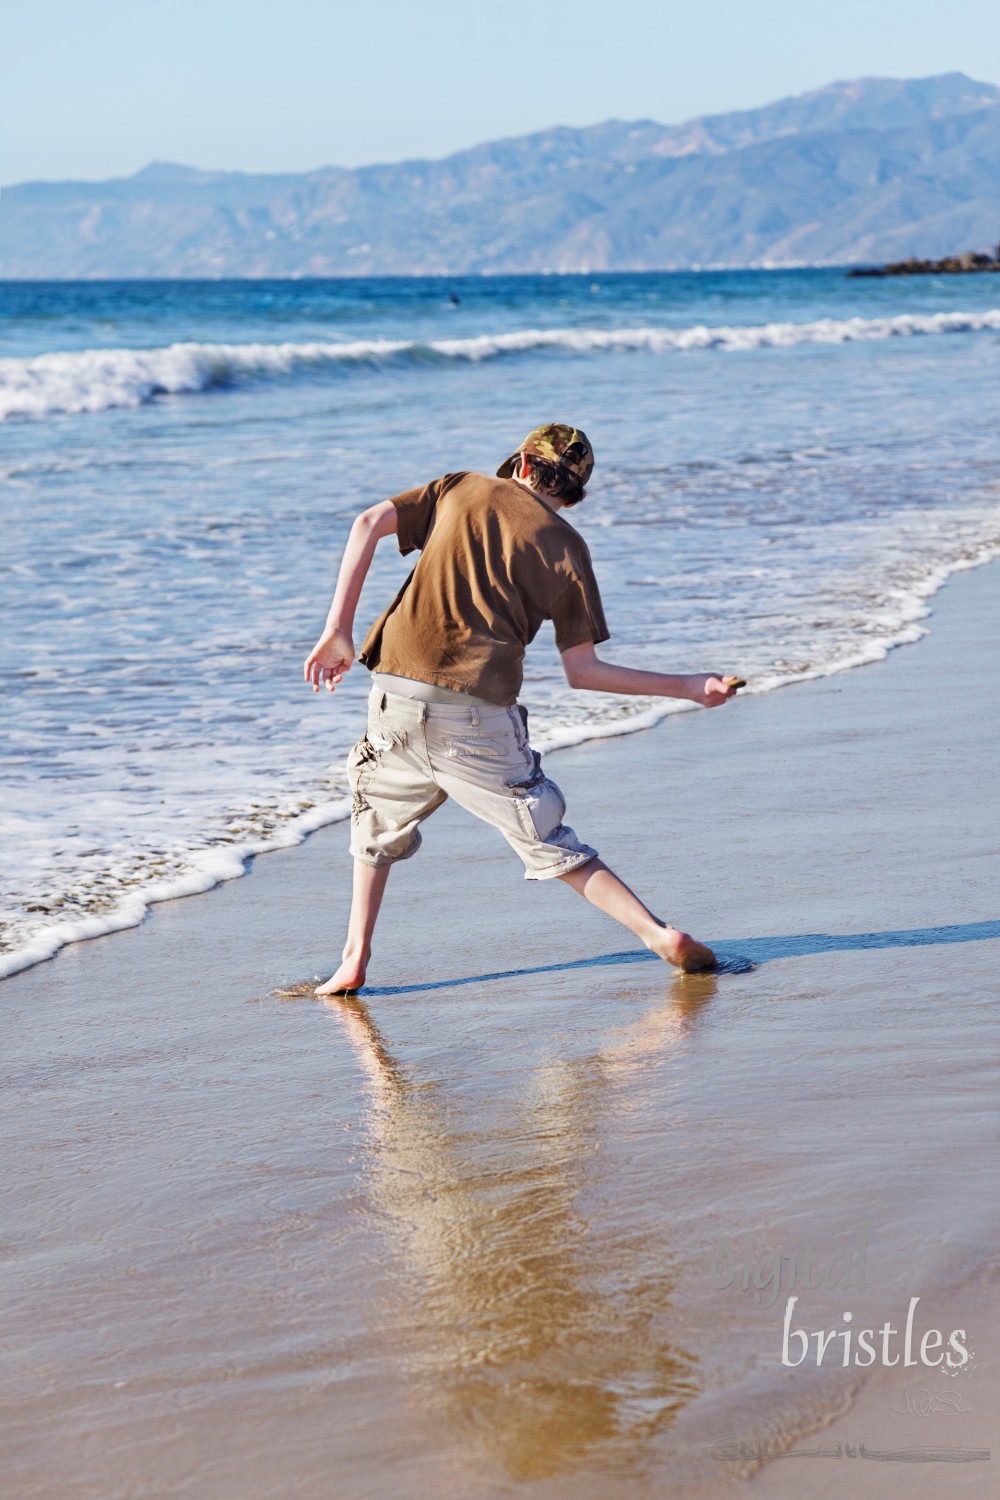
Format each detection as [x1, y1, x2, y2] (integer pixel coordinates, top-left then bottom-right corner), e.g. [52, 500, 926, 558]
[3, 562, 998, 1499]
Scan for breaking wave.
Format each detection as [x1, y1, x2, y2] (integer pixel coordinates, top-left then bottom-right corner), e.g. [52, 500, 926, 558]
[4, 307, 1000, 420]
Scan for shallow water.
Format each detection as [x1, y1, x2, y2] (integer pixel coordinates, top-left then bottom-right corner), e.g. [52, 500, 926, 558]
[3, 270, 1000, 976]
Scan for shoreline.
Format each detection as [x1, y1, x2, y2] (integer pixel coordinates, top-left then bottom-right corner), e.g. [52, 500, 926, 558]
[3, 550, 998, 1498]
[5, 541, 1000, 984]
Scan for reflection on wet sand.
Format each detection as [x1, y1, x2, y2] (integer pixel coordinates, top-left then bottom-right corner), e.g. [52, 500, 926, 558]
[324, 976, 716, 1483]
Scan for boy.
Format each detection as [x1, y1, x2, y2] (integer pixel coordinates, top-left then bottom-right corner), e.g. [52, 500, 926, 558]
[304, 424, 739, 994]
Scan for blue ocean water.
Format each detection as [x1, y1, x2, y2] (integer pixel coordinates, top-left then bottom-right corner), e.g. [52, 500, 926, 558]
[2, 270, 999, 975]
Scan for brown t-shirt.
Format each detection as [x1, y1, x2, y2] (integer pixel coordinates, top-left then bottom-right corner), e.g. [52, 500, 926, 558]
[357, 471, 610, 706]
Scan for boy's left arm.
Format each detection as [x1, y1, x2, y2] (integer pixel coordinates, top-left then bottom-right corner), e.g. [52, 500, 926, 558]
[560, 642, 739, 708]
[304, 500, 398, 693]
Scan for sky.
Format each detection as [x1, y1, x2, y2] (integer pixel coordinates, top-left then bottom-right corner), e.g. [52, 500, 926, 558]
[4, 0, 1000, 186]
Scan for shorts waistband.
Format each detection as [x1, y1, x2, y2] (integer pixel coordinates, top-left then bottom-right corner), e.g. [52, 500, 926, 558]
[372, 671, 493, 708]
[369, 682, 516, 728]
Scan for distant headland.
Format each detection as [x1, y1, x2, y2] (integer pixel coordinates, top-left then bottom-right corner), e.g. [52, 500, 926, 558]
[849, 247, 1000, 278]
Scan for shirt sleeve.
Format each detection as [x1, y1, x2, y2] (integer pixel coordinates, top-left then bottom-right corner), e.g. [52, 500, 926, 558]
[389, 472, 462, 556]
[550, 545, 611, 652]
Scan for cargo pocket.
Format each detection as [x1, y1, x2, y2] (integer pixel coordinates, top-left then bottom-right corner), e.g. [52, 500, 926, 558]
[347, 734, 378, 819]
[347, 727, 404, 818]
[512, 776, 567, 842]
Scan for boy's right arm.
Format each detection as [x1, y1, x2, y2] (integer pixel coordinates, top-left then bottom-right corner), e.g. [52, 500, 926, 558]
[303, 500, 397, 693]
[560, 641, 739, 708]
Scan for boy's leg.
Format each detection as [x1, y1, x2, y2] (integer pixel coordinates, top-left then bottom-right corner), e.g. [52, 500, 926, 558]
[423, 709, 712, 971]
[316, 860, 392, 995]
[328, 696, 449, 996]
[557, 858, 716, 973]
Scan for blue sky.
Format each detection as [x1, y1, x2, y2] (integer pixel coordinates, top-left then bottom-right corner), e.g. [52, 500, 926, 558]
[5, 0, 1000, 185]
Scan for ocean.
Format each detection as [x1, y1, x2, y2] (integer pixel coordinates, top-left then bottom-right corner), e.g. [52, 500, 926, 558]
[3, 269, 1000, 978]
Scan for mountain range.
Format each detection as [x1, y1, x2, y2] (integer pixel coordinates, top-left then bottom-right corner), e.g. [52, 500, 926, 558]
[3, 73, 999, 278]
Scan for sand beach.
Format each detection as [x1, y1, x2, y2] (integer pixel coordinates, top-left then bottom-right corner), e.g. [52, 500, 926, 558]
[3, 557, 998, 1499]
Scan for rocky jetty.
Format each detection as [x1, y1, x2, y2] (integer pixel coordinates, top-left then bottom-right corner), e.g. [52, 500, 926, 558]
[850, 249, 1000, 277]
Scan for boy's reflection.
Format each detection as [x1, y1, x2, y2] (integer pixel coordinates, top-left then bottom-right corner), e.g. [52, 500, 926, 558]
[324, 976, 715, 1482]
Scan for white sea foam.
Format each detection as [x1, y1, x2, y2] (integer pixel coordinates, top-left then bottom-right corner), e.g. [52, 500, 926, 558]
[4, 308, 1000, 420]
[0, 797, 351, 981]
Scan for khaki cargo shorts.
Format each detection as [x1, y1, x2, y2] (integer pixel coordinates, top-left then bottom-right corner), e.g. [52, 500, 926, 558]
[348, 684, 598, 880]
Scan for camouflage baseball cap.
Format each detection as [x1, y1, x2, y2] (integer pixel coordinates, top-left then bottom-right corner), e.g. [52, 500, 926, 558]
[496, 423, 595, 486]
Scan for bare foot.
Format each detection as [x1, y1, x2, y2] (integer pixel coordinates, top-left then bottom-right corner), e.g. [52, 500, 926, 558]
[316, 946, 369, 995]
[645, 924, 717, 973]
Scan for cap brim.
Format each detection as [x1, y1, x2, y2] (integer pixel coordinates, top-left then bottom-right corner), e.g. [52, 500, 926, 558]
[496, 452, 519, 479]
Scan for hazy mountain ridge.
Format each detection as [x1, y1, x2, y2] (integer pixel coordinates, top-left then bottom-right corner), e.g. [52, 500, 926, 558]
[3, 73, 999, 277]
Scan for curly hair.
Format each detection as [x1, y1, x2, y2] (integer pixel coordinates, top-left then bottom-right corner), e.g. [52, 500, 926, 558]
[521, 453, 585, 507]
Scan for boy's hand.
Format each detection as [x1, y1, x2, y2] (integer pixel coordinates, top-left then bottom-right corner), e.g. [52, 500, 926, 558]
[304, 630, 355, 693]
[688, 673, 742, 708]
